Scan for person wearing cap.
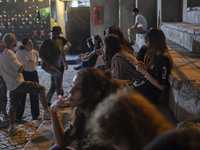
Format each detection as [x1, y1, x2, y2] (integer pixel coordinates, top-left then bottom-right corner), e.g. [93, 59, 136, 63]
[39, 26, 69, 106]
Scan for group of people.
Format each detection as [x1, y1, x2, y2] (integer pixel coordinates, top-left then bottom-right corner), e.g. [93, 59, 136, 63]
[0, 7, 199, 150]
[48, 16, 199, 150]
[0, 26, 71, 136]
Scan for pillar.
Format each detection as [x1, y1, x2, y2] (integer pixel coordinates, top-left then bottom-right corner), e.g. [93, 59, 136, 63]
[90, 0, 119, 38]
[56, 0, 66, 37]
[119, 0, 135, 38]
[183, 0, 187, 22]
[136, 0, 157, 29]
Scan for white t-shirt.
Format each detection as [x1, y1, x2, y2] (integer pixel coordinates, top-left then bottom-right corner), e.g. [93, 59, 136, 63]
[16, 49, 39, 72]
[0, 48, 24, 91]
[135, 13, 147, 31]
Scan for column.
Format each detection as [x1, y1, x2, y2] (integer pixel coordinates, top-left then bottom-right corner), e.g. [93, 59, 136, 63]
[56, 0, 66, 37]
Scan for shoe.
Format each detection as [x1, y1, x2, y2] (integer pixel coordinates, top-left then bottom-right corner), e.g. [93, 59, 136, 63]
[32, 116, 42, 120]
[43, 110, 51, 120]
[48, 101, 52, 107]
[73, 65, 81, 70]
[130, 41, 135, 45]
[0, 120, 9, 128]
[8, 127, 23, 136]
[15, 118, 22, 124]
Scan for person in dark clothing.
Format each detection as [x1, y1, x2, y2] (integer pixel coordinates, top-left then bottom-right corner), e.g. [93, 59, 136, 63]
[39, 26, 69, 106]
[134, 28, 173, 103]
[74, 35, 102, 70]
[136, 45, 148, 62]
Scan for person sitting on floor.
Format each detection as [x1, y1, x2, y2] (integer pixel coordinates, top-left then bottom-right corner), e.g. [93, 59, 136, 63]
[74, 35, 102, 70]
[89, 89, 174, 150]
[50, 68, 121, 150]
[78, 38, 94, 59]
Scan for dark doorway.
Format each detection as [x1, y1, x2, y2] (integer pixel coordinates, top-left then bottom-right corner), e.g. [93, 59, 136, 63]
[67, 7, 90, 54]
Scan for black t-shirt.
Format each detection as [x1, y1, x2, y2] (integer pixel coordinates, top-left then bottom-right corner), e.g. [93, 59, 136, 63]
[135, 54, 171, 103]
[58, 36, 68, 46]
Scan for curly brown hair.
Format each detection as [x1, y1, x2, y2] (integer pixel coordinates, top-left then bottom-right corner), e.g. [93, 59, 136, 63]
[89, 89, 174, 149]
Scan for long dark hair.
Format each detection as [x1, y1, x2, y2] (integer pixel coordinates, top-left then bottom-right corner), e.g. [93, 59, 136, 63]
[19, 38, 30, 50]
[77, 67, 120, 111]
[104, 34, 121, 69]
[107, 25, 134, 54]
[144, 28, 173, 69]
[86, 38, 94, 49]
[94, 35, 102, 45]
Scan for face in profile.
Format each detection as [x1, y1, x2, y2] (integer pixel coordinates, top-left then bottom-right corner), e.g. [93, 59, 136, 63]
[68, 74, 84, 108]
[25, 39, 33, 51]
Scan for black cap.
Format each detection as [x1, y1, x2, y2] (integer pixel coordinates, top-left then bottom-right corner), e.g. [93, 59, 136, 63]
[51, 26, 63, 34]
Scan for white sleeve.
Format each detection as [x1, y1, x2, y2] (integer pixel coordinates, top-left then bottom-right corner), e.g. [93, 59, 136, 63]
[8, 52, 22, 72]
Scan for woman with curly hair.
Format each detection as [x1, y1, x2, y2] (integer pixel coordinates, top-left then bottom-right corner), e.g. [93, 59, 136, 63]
[50, 68, 121, 150]
[89, 89, 174, 150]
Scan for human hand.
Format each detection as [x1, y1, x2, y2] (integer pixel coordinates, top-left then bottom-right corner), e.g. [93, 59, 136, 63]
[135, 61, 147, 75]
[50, 100, 70, 113]
[96, 48, 103, 56]
[65, 62, 68, 70]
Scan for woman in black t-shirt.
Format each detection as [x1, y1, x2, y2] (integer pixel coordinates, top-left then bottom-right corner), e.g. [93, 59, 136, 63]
[134, 28, 173, 103]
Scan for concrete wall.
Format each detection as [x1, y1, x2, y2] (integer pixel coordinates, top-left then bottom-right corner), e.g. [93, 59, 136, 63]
[162, 0, 182, 22]
[119, 0, 135, 38]
[90, 0, 119, 38]
[137, 0, 157, 29]
[188, 0, 200, 7]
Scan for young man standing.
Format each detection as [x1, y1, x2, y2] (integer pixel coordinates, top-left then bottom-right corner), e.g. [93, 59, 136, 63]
[128, 8, 147, 45]
[0, 33, 50, 136]
[39, 26, 69, 106]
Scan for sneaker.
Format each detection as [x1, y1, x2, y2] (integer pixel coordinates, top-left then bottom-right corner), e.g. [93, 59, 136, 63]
[48, 101, 52, 107]
[43, 111, 51, 120]
[8, 127, 23, 136]
[73, 65, 81, 70]
[0, 120, 9, 128]
[32, 116, 42, 120]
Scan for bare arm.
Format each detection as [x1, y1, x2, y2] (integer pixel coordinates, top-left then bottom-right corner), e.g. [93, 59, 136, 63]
[50, 101, 73, 147]
[63, 42, 71, 55]
[17, 64, 24, 73]
[136, 62, 166, 91]
[131, 22, 138, 28]
[61, 51, 68, 70]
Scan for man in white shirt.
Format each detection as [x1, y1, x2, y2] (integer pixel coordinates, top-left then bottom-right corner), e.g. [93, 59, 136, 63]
[128, 8, 147, 45]
[0, 33, 50, 136]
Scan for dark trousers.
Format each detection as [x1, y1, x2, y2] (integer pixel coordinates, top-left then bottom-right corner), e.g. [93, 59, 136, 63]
[47, 64, 64, 102]
[0, 76, 7, 114]
[16, 70, 40, 120]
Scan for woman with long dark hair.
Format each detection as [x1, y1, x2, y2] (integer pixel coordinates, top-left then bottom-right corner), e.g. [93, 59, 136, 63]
[103, 34, 146, 83]
[135, 28, 173, 102]
[50, 68, 121, 150]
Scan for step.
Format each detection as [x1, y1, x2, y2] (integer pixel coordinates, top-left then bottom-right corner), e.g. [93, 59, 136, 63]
[24, 108, 73, 150]
[167, 40, 200, 121]
[135, 35, 200, 122]
[186, 6, 200, 24]
[161, 22, 200, 54]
